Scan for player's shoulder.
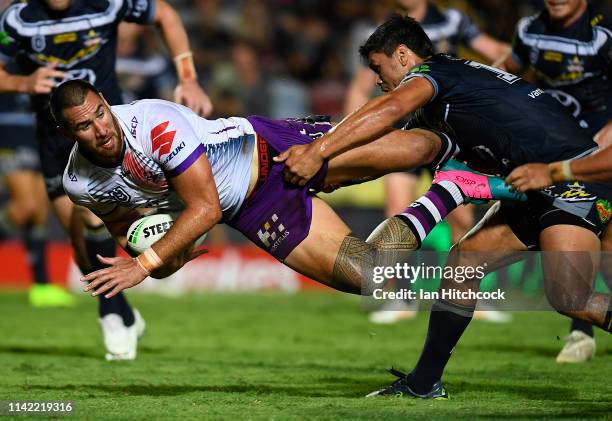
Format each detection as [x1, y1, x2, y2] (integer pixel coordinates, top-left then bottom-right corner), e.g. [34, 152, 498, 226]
[590, 9, 612, 37]
[0, 1, 27, 29]
[440, 6, 469, 23]
[516, 12, 544, 39]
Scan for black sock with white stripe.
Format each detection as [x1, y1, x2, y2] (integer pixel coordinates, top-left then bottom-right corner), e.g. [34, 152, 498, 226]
[407, 299, 474, 394]
[396, 181, 464, 248]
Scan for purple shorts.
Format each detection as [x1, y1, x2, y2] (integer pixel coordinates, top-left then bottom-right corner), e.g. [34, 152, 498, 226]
[228, 116, 332, 261]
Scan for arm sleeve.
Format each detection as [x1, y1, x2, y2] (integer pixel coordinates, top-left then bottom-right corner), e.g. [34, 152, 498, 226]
[144, 104, 206, 178]
[120, 0, 156, 24]
[454, 10, 481, 46]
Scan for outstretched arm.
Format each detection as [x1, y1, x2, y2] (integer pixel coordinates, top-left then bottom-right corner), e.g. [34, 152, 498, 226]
[153, 0, 213, 116]
[82, 154, 222, 297]
[506, 147, 612, 191]
[275, 76, 435, 186]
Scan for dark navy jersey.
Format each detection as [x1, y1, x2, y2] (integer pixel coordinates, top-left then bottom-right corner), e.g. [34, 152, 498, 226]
[512, 7, 612, 133]
[0, 0, 156, 120]
[401, 54, 597, 175]
[422, 4, 481, 56]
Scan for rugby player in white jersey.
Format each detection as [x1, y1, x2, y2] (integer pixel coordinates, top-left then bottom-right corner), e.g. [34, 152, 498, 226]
[52, 80, 518, 307]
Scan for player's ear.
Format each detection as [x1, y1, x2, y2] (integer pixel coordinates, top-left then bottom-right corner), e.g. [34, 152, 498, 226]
[396, 44, 410, 67]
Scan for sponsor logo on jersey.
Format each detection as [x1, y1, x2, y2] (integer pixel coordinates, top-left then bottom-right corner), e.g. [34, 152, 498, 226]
[528, 88, 545, 98]
[566, 56, 584, 74]
[150, 121, 176, 158]
[53, 32, 77, 44]
[109, 186, 131, 203]
[68, 172, 77, 182]
[130, 116, 138, 138]
[32, 35, 45, 52]
[543, 182, 595, 202]
[131, 0, 150, 18]
[543, 51, 562, 62]
[409, 64, 431, 74]
[596, 199, 612, 223]
[83, 30, 103, 48]
[0, 31, 11, 46]
[257, 214, 289, 252]
[163, 141, 186, 164]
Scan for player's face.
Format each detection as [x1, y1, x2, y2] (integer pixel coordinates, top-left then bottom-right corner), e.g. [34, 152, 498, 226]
[62, 91, 123, 166]
[368, 50, 410, 92]
[43, 0, 73, 11]
[544, 0, 585, 21]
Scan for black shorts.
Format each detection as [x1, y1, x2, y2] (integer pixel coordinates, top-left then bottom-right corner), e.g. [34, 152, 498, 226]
[501, 181, 612, 250]
[0, 122, 40, 173]
[36, 116, 75, 200]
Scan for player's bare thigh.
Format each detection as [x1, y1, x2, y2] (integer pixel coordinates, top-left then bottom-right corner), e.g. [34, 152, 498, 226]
[5, 170, 48, 226]
[324, 129, 441, 188]
[283, 197, 354, 292]
[539, 224, 601, 311]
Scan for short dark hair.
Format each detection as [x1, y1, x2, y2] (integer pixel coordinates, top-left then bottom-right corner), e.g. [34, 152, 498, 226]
[359, 14, 435, 61]
[49, 79, 100, 127]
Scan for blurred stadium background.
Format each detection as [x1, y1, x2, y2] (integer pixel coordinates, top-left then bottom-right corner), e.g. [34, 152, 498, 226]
[0, 0, 611, 418]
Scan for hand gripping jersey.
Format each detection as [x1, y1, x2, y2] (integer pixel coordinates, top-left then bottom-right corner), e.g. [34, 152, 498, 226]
[0, 0, 156, 116]
[401, 54, 598, 175]
[512, 7, 612, 134]
[63, 100, 255, 220]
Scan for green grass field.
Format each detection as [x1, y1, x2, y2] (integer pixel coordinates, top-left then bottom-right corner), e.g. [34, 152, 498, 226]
[0, 290, 611, 420]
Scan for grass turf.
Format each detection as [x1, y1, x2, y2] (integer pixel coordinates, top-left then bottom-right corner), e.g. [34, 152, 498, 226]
[0, 290, 610, 420]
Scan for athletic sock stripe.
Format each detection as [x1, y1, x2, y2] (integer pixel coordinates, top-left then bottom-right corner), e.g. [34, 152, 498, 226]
[432, 299, 474, 318]
[436, 180, 464, 206]
[396, 214, 423, 249]
[419, 196, 442, 222]
[401, 213, 427, 242]
[429, 183, 462, 212]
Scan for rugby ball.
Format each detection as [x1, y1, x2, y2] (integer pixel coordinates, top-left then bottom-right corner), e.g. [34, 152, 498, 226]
[126, 213, 208, 254]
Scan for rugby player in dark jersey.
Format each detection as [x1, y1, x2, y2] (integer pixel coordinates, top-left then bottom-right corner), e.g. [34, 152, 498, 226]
[278, 15, 612, 398]
[502, 0, 612, 146]
[0, 0, 212, 361]
[499, 0, 612, 363]
[345, 0, 510, 325]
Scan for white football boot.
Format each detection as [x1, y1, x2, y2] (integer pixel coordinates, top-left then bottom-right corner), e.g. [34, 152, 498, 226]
[368, 301, 418, 324]
[100, 309, 146, 361]
[556, 330, 596, 363]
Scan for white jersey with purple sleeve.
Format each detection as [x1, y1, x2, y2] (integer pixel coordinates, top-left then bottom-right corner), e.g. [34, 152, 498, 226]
[63, 99, 255, 220]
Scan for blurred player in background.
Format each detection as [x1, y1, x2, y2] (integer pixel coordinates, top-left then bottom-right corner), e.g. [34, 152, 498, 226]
[500, 0, 612, 363]
[345, 0, 510, 324]
[0, 0, 212, 361]
[0, 89, 72, 307]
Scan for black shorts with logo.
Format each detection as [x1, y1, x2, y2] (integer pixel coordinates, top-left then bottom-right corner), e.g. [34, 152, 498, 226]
[501, 181, 612, 250]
